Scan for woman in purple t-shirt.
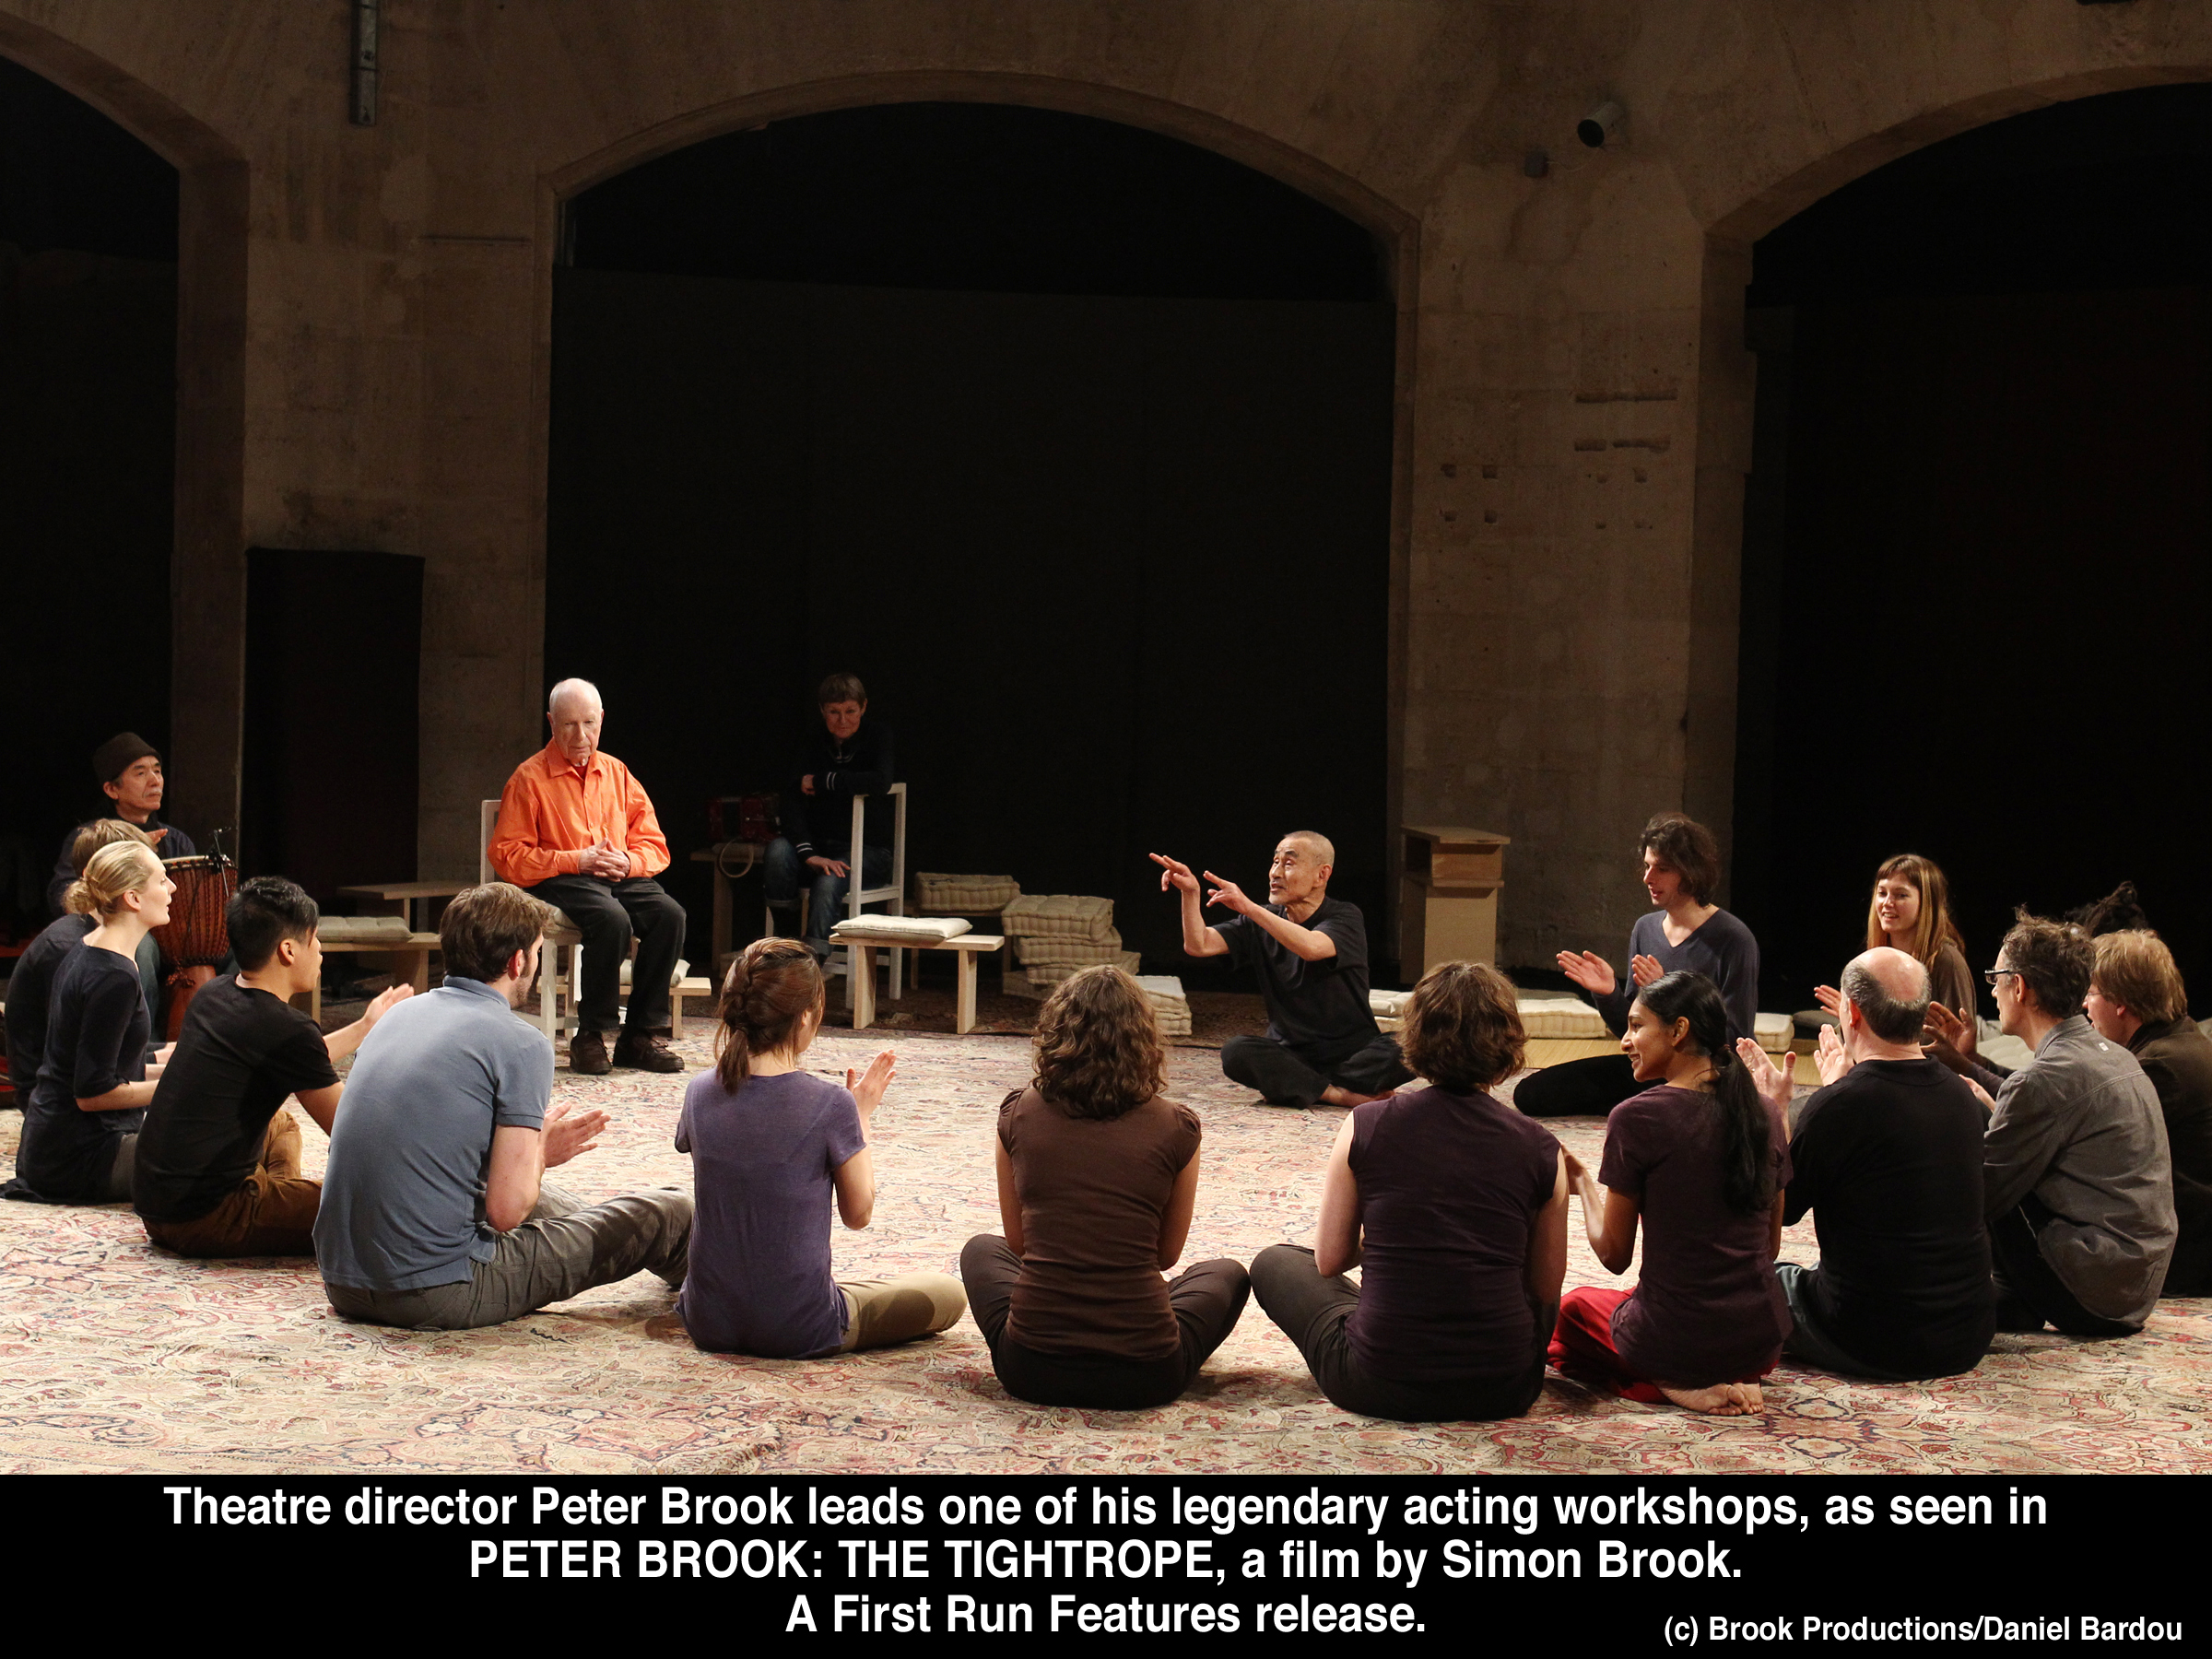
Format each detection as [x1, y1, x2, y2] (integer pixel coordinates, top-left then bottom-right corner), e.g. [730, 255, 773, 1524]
[1548, 970, 1790, 1415]
[1251, 961, 1569, 1421]
[676, 938, 966, 1359]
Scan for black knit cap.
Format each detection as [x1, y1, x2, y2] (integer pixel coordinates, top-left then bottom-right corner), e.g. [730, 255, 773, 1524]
[91, 731, 159, 783]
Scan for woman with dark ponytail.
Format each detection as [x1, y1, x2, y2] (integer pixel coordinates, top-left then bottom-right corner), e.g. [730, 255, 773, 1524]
[674, 937, 966, 1358]
[1547, 971, 1791, 1414]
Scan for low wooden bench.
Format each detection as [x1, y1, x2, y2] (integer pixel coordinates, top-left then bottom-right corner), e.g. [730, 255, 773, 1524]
[838, 933, 1006, 1036]
[298, 931, 441, 1023]
[670, 975, 715, 1039]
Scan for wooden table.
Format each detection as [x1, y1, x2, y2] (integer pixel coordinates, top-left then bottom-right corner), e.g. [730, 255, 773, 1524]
[336, 881, 466, 932]
[841, 933, 1006, 1035]
[688, 842, 766, 972]
[302, 931, 441, 1021]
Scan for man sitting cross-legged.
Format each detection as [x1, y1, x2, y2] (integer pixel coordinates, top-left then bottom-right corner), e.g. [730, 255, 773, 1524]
[314, 881, 692, 1330]
[133, 877, 412, 1256]
[1948, 912, 2175, 1336]
[1736, 947, 1995, 1381]
[1152, 832, 1410, 1108]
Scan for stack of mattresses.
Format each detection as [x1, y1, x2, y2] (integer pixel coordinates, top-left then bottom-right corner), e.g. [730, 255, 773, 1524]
[912, 873, 1020, 915]
[1000, 894, 1137, 998]
[1135, 975, 1192, 1038]
[1370, 988, 1409, 1033]
[1514, 992, 1607, 1039]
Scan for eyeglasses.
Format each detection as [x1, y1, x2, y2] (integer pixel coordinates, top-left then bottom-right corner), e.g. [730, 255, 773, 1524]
[1983, 969, 2021, 986]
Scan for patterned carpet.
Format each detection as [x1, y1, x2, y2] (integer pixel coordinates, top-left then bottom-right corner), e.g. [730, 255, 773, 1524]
[2, 1020, 2205, 1476]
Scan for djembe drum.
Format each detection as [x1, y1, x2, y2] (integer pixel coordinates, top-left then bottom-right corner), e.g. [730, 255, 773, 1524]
[153, 854, 236, 976]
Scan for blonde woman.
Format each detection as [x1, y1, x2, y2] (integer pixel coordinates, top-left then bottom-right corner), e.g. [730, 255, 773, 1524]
[1816, 853, 1975, 1052]
[3, 820, 155, 1106]
[6, 841, 173, 1204]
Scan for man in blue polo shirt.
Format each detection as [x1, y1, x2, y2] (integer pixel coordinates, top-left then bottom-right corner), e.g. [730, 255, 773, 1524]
[315, 882, 691, 1328]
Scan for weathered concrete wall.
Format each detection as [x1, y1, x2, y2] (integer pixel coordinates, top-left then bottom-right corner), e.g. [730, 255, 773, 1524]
[6, 0, 2211, 961]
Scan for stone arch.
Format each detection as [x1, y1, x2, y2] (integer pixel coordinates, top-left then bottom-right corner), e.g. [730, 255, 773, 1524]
[0, 13, 249, 841]
[1680, 60, 2212, 856]
[530, 68, 1423, 848]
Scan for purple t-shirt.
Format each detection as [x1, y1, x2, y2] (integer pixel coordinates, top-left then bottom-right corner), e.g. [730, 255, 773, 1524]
[1346, 1086, 1560, 1382]
[1600, 1084, 1792, 1385]
[676, 1069, 865, 1358]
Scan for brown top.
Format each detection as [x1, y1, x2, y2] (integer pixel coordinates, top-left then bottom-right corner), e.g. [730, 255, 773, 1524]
[1928, 940, 1976, 1026]
[998, 1087, 1202, 1360]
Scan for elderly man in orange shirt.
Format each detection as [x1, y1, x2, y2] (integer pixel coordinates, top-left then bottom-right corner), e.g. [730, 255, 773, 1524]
[488, 678, 687, 1075]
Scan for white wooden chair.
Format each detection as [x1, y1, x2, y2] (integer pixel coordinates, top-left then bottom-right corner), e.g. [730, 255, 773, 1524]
[480, 800, 587, 1042]
[762, 781, 911, 999]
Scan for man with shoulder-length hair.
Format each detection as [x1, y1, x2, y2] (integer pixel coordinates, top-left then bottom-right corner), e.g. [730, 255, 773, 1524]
[2086, 929, 2212, 1296]
[313, 882, 692, 1330]
[488, 677, 688, 1075]
[1953, 912, 2176, 1336]
[1152, 831, 1410, 1108]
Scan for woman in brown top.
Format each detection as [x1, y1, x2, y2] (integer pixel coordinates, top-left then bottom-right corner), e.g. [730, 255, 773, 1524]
[961, 966, 1250, 1409]
[1818, 853, 1976, 1051]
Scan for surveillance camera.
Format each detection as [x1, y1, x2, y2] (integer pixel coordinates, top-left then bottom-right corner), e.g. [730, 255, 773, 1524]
[1578, 101, 1625, 149]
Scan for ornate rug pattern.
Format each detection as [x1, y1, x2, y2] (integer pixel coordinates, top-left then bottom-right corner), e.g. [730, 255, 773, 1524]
[3, 1026, 2206, 1476]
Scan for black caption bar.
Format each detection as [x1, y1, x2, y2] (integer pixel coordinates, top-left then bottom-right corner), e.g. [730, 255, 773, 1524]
[12, 1474, 2194, 1639]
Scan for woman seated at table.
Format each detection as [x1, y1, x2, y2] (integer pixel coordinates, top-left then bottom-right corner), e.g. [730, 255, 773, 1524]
[1548, 970, 1790, 1415]
[962, 966, 1249, 1409]
[6, 841, 172, 1205]
[1251, 960, 1568, 1421]
[676, 936, 966, 1358]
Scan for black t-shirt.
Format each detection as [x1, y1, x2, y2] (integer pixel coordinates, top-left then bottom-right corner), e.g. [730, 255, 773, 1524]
[1216, 895, 1379, 1058]
[133, 974, 337, 1224]
[1784, 1057, 1995, 1377]
[15, 943, 150, 1200]
[4, 913, 96, 1094]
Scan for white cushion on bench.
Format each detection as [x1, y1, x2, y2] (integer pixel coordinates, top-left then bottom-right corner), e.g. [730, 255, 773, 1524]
[830, 915, 972, 943]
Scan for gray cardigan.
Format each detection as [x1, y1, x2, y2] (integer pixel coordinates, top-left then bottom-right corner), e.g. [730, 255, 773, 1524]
[1983, 1016, 2177, 1326]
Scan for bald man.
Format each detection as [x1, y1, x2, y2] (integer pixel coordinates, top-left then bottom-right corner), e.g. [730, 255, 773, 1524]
[1153, 832, 1410, 1109]
[488, 679, 687, 1075]
[1736, 947, 1994, 1380]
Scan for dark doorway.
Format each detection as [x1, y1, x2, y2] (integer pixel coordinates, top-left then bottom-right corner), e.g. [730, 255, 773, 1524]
[1735, 84, 2212, 1018]
[550, 103, 1395, 976]
[241, 549, 422, 909]
[0, 54, 179, 939]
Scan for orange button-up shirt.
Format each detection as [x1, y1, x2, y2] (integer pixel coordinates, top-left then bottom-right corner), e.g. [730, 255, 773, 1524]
[488, 741, 670, 888]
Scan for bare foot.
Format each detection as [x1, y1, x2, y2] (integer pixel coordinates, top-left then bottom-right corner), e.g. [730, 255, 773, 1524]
[1319, 1084, 1397, 1108]
[1657, 1381, 1763, 1416]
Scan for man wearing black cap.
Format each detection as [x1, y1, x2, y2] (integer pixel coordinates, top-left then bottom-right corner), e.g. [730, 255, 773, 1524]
[44, 733, 197, 916]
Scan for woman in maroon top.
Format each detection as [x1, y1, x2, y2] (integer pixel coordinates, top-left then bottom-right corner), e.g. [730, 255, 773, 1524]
[1252, 961, 1569, 1421]
[961, 966, 1249, 1409]
[1549, 970, 1791, 1415]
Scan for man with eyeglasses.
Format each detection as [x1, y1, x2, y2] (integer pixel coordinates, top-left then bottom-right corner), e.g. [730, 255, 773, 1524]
[1948, 912, 2174, 1336]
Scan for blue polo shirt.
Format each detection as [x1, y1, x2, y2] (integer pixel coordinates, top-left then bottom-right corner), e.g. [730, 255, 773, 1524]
[314, 975, 553, 1291]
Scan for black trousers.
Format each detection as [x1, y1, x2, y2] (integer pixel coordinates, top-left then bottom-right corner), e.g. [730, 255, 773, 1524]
[1512, 1053, 1640, 1118]
[1249, 1243, 1546, 1422]
[1220, 1033, 1413, 1108]
[525, 875, 687, 1033]
[960, 1234, 1250, 1409]
[1987, 1196, 2143, 1337]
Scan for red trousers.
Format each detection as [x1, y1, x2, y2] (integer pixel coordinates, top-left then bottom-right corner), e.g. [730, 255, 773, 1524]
[1547, 1286, 1774, 1404]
